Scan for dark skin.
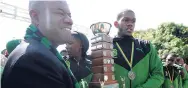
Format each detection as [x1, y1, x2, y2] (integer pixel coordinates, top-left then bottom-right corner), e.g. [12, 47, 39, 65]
[176, 57, 184, 65]
[114, 10, 136, 37]
[66, 37, 82, 61]
[165, 54, 176, 66]
[165, 55, 186, 78]
[175, 57, 186, 78]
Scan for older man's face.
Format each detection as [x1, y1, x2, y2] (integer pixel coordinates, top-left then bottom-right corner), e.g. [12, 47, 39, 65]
[36, 1, 73, 45]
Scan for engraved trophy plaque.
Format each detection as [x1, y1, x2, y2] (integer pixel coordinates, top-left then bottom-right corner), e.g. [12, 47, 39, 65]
[89, 22, 119, 88]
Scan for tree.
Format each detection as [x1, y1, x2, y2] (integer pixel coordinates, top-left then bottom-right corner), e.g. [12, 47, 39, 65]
[133, 28, 155, 41]
[133, 22, 188, 63]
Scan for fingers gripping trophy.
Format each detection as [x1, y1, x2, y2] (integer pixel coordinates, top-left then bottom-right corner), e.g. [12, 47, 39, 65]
[89, 22, 119, 88]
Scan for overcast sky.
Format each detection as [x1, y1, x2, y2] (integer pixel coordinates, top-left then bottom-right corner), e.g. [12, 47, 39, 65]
[0, 0, 188, 53]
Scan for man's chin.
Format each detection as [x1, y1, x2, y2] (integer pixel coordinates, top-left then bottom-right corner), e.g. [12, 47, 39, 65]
[61, 35, 74, 44]
[61, 40, 73, 44]
[55, 39, 73, 45]
[124, 33, 132, 36]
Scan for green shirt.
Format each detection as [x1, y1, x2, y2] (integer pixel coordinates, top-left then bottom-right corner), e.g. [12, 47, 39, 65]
[163, 67, 188, 88]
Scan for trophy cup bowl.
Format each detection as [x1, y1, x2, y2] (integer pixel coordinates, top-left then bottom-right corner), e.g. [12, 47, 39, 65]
[89, 22, 119, 88]
[90, 22, 112, 36]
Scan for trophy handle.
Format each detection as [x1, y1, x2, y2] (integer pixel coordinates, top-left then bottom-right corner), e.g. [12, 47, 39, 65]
[90, 23, 97, 36]
[103, 22, 112, 35]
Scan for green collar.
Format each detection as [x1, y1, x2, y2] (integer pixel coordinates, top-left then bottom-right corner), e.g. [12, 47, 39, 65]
[24, 24, 80, 88]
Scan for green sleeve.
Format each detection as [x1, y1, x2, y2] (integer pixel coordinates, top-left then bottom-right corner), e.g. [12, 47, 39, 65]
[182, 67, 188, 88]
[136, 43, 164, 88]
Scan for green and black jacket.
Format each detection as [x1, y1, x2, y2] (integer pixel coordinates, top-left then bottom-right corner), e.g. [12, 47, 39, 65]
[162, 66, 188, 88]
[1, 24, 80, 88]
[113, 36, 164, 88]
[66, 57, 93, 88]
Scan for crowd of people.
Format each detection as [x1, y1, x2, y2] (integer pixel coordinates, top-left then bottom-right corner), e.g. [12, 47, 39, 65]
[0, 0, 188, 88]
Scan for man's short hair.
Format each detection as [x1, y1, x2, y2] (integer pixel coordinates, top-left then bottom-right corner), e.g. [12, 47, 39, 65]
[117, 9, 134, 21]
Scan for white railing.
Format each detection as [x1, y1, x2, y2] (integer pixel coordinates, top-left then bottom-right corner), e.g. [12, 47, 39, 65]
[0, 2, 30, 23]
[0, 2, 92, 36]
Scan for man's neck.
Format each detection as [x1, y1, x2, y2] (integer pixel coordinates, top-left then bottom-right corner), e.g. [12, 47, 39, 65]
[118, 34, 133, 39]
[118, 33, 132, 37]
[51, 41, 59, 48]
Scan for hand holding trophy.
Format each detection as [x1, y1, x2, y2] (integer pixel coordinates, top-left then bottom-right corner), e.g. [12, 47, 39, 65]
[89, 22, 119, 88]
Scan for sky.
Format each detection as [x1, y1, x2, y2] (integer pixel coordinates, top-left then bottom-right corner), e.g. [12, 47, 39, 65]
[0, 0, 188, 54]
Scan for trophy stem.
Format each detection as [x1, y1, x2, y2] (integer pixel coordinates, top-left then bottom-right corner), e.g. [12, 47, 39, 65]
[89, 33, 119, 88]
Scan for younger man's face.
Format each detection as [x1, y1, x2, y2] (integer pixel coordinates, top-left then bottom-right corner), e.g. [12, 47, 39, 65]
[115, 10, 136, 36]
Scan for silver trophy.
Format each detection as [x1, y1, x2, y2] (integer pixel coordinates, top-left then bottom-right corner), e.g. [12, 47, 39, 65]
[89, 22, 119, 88]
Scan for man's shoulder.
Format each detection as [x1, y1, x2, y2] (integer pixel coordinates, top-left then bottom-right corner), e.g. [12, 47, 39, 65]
[4, 40, 66, 78]
[134, 38, 151, 54]
[134, 38, 150, 45]
[7, 39, 59, 68]
[2, 39, 72, 88]
[11, 39, 52, 57]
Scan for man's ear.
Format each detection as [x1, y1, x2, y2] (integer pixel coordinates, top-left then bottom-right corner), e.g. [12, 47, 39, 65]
[29, 10, 39, 25]
[114, 21, 119, 28]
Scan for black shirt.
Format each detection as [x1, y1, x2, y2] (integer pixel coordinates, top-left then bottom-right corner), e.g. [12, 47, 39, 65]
[69, 57, 92, 82]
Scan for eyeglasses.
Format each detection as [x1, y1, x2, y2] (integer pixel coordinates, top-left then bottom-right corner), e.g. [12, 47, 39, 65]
[168, 59, 175, 62]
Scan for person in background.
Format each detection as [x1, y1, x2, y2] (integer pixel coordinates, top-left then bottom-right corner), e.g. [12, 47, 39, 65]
[176, 57, 188, 72]
[1, 39, 22, 75]
[1, 52, 7, 75]
[66, 31, 92, 88]
[162, 53, 188, 88]
[161, 53, 169, 66]
[113, 9, 164, 88]
[1, 0, 80, 88]
[6, 39, 22, 55]
[161, 53, 169, 62]
[1, 49, 8, 67]
[1, 49, 8, 58]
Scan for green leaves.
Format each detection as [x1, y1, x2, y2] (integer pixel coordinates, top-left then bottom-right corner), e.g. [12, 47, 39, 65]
[133, 22, 188, 63]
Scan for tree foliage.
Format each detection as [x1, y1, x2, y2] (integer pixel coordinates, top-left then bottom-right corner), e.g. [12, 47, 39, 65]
[133, 22, 188, 63]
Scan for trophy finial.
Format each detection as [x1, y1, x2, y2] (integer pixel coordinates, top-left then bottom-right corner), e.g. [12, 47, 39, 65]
[90, 22, 112, 36]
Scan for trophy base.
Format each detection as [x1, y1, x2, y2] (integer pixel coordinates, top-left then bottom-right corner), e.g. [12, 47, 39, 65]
[89, 81, 119, 88]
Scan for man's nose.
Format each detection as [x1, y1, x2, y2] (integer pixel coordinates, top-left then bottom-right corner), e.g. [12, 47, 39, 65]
[64, 17, 73, 25]
[126, 22, 133, 28]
